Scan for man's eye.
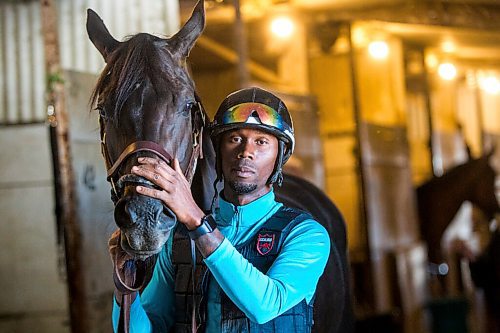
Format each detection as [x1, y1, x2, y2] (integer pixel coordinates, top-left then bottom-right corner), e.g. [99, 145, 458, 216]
[257, 139, 268, 145]
[230, 137, 242, 143]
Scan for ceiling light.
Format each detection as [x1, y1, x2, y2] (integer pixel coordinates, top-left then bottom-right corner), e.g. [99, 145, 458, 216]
[438, 63, 457, 81]
[270, 16, 294, 39]
[368, 40, 389, 60]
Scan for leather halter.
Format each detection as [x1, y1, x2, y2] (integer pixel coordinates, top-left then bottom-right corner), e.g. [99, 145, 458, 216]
[99, 101, 205, 200]
[106, 141, 173, 181]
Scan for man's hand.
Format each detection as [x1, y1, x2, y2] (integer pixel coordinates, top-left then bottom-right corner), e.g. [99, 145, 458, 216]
[131, 157, 205, 230]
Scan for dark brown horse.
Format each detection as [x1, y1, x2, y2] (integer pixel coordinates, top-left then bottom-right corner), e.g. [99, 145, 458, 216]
[87, 1, 353, 332]
[417, 151, 499, 332]
[87, 2, 208, 259]
[416, 150, 499, 266]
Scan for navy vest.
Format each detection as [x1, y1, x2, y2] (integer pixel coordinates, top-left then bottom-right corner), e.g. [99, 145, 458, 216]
[172, 206, 315, 333]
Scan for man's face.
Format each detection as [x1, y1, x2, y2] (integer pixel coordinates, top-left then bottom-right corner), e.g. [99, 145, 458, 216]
[220, 128, 278, 197]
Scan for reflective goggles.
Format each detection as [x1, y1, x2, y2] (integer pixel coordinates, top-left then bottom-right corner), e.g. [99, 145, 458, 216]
[222, 102, 285, 130]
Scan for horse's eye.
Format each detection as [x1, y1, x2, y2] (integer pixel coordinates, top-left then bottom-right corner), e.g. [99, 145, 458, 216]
[184, 102, 195, 115]
[97, 106, 107, 119]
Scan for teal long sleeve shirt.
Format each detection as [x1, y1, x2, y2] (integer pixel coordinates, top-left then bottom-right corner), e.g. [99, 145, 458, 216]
[112, 190, 330, 332]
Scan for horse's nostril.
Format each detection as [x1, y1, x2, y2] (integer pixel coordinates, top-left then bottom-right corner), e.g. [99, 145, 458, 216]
[114, 198, 134, 228]
[125, 202, 138, 223]
[162, 205, 177, 223]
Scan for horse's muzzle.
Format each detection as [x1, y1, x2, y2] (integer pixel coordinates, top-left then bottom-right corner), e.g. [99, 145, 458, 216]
[113, 179, 177, 257]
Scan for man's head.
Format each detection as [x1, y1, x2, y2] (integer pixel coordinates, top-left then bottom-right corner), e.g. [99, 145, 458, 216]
[210, 87, 295, 191]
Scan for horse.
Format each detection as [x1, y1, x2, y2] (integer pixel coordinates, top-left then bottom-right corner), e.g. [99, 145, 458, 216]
[86, 1, 353, 333]
[416, 149, 499, 266]
[416, 150, 499, 331]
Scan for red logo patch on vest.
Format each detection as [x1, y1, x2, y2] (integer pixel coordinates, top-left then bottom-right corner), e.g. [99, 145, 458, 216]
[256, 233, 275, 255]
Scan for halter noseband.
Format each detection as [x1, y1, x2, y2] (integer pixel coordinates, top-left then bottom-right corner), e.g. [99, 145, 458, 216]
[99, 101, 205, 202]
[105, 141, 173, 180]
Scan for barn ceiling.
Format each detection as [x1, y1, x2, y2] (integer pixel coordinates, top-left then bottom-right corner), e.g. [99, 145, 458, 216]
[180, 0, 500, 71]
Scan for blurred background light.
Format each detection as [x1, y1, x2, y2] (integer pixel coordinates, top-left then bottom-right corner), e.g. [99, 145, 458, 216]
[441, 40, 456, 53]
[270, 16, 295, 39]
[438, 62, 457, 80]
[425, 53, 439, 70]
[368, 40, 389, 59]
[479, 75, 500, 94]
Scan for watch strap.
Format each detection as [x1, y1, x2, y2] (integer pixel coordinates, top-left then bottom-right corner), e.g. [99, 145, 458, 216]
[188, 214, 217, 240]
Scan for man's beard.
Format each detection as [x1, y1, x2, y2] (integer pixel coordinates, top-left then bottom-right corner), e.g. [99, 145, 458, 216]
[229, 181, 258, 194]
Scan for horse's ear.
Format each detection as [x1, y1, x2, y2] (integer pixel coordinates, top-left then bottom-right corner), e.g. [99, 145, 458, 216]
[169, 0, 205, 60]
[86, 9, 120, 62]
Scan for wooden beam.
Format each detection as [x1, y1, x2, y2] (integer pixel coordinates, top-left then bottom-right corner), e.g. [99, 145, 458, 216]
[316, 2, 500, 30]
[233, 0, 250, 88]
[196, 35, 283, 84]
[40, 1, 87, 332]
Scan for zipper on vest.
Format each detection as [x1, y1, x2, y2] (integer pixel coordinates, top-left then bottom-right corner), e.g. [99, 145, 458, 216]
[234, 206, 241, 233]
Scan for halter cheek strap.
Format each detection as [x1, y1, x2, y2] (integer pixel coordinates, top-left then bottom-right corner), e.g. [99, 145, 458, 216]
[185, 101, 205, 183]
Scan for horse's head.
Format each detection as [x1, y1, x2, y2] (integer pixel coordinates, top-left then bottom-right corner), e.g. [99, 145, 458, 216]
[468, 149, 500, 220]
[86, 1, 205, 259]
[417, 148, 499, 264]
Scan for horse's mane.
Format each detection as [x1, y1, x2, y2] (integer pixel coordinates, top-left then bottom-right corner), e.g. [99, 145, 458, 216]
[90, 33, 184, 123]
[417, 156, 488, 194]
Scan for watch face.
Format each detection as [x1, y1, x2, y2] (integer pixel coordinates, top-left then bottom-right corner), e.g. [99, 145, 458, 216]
[203, 214, 217, 231]
[189, 214, 217, 240]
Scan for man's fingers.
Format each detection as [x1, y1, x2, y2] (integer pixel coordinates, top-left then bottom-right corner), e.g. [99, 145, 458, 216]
[136, 185, 168, 201]
[134, 159, 176, 179]
[138, 157, 176, 173]
[137, 156, 162, 165]
[173, 158, 188, 183]
[132, 165, 176, 186]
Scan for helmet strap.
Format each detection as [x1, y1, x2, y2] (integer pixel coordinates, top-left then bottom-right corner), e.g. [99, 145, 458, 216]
[214, 139, 223, 183]
[268, 140, 285, 186]
[212, 138, 223, 211]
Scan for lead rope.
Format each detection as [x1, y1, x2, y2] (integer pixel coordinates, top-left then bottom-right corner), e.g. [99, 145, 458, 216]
[116, 262, 136, 333]
[114, 255, 156, 333]
[190, 238, 198, 332]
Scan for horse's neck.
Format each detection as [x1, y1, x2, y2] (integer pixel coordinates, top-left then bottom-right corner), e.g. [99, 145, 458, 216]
[438, 175, 472, 223]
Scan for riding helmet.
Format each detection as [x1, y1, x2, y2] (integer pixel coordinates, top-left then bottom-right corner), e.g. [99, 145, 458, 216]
[210, 87, 295, 186]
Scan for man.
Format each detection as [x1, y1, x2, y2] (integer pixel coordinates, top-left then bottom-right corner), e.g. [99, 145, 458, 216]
[111, 87, 330, 332]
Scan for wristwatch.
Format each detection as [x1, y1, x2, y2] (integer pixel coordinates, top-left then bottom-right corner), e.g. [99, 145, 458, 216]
[188, 214, 217, 240]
